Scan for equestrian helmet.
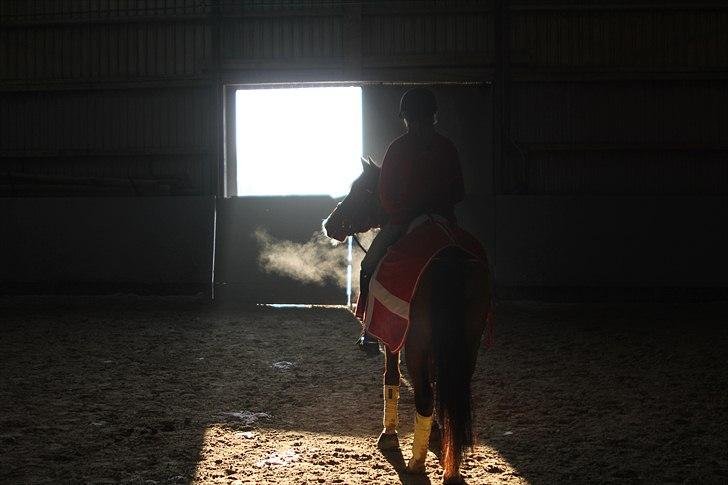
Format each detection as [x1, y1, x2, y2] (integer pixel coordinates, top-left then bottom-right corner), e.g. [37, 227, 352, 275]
[399, 87, 438, 121]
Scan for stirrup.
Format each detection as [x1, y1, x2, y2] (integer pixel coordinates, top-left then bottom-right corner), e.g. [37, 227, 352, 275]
[356, 335, 380, 355]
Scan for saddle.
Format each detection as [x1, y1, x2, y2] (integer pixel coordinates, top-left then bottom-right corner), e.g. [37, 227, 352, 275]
[356, 214, 488, 352]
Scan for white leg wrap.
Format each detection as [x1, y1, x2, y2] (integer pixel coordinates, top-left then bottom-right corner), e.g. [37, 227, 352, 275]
[383, 385, 400, 433]
[407, 411, 433, 473]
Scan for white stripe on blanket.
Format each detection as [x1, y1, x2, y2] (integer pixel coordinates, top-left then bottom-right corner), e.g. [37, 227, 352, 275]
[369, 277, 409, 320]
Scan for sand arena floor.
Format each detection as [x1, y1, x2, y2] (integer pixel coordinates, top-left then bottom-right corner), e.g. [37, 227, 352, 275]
[1, 299, 727, 484]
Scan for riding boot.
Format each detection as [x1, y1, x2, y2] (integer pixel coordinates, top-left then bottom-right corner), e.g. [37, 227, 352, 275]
[407, 411, 433, 474]
[377, 385, 400, 450]
[358, 270, 371, 310]
[356, 271, 379, 354]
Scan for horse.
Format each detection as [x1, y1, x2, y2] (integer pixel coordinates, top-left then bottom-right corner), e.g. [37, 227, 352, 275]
[323, 157, 491, 484]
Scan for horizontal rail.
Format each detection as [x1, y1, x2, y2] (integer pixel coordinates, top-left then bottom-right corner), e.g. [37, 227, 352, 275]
[521, 143, 728, 152]
[0, 148, 211, 159]
[510, 2, 728, 12]
[511, 68, 728, 82]
[0, 14, 209, 28]
[0, 77, 215, 93]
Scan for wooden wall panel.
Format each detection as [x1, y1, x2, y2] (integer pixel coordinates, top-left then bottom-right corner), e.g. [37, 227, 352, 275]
[0, 88, 213, 195]
[0, 21, 210, 82]
[362, 12, 494, 62]
[222, 16, 344, 61]
[0, 88, 213, 151]
[506, 81, 728, 194]
[511, 82, 728, 144]
[510, 7, 728, 71]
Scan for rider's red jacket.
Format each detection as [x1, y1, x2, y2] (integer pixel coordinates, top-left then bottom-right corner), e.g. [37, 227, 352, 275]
[379, 132, 465, 225]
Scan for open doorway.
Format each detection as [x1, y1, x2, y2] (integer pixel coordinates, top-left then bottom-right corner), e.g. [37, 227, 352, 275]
[235, 86, 362, 198]
[216, 86, 363, 305]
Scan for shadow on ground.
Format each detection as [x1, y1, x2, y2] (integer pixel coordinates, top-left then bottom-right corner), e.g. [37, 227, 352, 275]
[475, 302, 728, 484]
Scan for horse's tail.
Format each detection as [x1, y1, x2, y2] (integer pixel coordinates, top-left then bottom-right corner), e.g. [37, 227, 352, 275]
[431, 253, 474, 478]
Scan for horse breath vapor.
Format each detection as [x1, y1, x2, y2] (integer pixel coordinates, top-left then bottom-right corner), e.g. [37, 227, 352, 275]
[253, 227, 375, 294]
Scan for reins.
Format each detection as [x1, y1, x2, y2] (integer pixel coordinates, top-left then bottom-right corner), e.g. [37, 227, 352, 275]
[352, 234, 368, 254]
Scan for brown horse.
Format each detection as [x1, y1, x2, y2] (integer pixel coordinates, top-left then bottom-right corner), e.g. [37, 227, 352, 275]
[323, 157, 491, 484]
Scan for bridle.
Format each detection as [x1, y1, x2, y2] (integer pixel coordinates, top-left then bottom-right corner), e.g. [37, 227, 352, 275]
[330, 183, 380, 252]
[352, 234, 369, 254]
[349, 184, 376, 254]
[326, 162, 386, 252]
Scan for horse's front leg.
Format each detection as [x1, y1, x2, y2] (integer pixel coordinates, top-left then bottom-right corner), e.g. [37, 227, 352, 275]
[377, 347, 400, 450]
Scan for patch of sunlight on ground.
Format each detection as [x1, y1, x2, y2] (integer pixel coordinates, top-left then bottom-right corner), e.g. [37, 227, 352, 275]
[193, 424, 526, 484]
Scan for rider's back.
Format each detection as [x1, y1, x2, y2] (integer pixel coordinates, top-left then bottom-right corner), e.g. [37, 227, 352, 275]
[379, 131, 464, 226]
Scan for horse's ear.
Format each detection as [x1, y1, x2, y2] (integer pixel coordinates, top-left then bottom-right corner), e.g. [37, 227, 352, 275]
[360, 157, 370, 173]
[367, 156, 380, 171]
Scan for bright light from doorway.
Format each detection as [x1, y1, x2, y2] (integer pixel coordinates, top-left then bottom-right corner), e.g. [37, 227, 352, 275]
[236, 86, 362, 197]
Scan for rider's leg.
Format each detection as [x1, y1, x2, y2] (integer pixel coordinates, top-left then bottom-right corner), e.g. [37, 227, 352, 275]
[377, 348, 401, 450]
[359, 224, 406, 294]
[357, 224, 405, 349]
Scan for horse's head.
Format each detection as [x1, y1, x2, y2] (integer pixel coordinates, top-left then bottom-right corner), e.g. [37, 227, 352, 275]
[323, 157, 388, 242]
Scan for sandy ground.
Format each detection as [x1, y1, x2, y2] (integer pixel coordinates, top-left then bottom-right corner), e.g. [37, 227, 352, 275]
[1, 299, 727, 484]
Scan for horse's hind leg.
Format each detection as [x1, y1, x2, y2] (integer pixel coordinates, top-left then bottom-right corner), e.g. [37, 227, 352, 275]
[404, 310, 434, 474]
[377, 347, 400, 450]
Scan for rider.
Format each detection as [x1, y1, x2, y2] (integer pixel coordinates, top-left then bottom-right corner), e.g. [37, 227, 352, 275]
[358, 87, 465, 351]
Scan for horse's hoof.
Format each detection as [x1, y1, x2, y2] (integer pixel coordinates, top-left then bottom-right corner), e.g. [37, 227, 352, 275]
[377, 431, 399, 450]
[443, 475, 465, 484]
[406, 458, 426, 474]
